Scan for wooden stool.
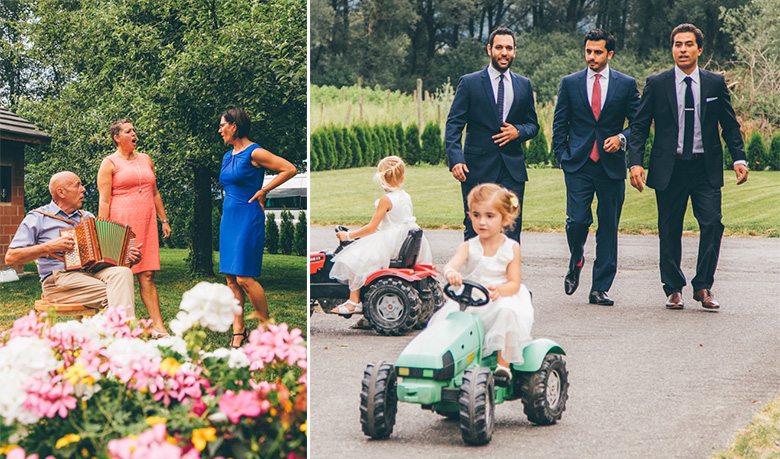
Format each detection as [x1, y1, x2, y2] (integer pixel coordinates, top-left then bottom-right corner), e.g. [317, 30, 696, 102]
[34, 294, 99, 318]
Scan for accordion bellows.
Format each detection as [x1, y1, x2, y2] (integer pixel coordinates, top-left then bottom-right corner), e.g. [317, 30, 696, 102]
[60, 217, 136, 272]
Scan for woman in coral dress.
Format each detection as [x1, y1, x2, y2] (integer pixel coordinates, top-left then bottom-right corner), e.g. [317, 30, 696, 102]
[98, 118, 171, 337]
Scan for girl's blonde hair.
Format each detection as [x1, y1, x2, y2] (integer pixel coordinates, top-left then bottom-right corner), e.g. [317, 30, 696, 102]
[375, 155, 405, 191]
[467, 183, 521, 230]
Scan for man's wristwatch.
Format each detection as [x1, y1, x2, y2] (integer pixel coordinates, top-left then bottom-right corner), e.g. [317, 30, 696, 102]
[618, 134, 627, 151]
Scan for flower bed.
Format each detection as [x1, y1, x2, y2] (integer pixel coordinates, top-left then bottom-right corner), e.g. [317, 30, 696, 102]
[0, 283, 307, 459]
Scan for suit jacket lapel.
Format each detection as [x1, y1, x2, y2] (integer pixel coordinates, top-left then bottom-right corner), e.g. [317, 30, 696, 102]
[602, 70, 619, 115]
[480, 68, 501, 126]
[664, 69, 679, 128]
[699, 69, 710, 122]
[576, 70, 593, 120]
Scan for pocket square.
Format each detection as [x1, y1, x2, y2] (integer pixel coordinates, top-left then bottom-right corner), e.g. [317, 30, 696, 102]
[706, 97, 718, 103]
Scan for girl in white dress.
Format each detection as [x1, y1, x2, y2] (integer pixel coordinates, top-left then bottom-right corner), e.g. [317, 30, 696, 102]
[429, 183, 533, 380]
[329, 156, 432, 314]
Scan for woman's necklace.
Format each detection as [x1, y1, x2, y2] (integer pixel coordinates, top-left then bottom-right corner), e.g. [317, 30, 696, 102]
[117, 150, 143, 193]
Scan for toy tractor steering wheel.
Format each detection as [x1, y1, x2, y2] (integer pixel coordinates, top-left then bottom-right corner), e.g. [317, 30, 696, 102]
[443, 280, 490, 308]
[334, 225, 354, 254]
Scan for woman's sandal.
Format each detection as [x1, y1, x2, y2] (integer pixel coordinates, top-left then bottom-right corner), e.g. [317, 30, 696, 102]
[230, 329, 248, 349]
[150, 329, 170, 339]
[495, 364, 512, 381]
[331, 300, 362, 315]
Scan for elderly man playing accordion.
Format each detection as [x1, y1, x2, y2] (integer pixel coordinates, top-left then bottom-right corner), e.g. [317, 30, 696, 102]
[5, 171, 142, 316]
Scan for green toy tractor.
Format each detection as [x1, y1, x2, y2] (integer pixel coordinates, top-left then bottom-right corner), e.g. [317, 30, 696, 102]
[360, 280, 568, 445]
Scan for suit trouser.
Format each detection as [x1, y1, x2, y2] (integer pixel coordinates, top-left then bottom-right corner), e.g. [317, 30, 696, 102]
[564, 159, 625, 292]
[654, 157, 724, 296]
[42, 267, 136, 318]
[460, 162, 525, 244]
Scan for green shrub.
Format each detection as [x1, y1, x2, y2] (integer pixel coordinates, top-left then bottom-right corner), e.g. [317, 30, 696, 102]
[769, 131, 780, 171]
[293, 211, 307, 256]
[746, 131, 767, 170]
[643, 129, 653, 169]
[526, 130, 548, 166]
[212, 206, 221, 251]
[404, 124, 421, 165]
[353, 125, 370, 166]
[309, 131, 321, 171]
[394, 124, 405, 160]
[336, 127, 350, 168]
[420, 122, 444, 165]
[279, 209, 295, 255]
[322, 128, 338, 170]
[265, 213, 279, 254]
[375, 125, 389, 160]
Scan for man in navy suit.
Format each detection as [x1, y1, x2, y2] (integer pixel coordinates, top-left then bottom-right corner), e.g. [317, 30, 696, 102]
[445, 27, 539, 244]
[552, 29, 639, 306]
[628, 24, 748, 310]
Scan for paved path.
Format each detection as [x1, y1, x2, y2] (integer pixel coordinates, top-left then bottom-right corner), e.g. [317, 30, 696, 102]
[309, 227, 780, 458]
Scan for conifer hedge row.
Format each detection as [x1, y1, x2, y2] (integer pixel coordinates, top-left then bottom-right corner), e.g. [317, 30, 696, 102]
[310, 123, 445, 170]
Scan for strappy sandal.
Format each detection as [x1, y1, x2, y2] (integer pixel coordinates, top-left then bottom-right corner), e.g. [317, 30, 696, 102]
[230, 329, 248, 349]
[331, 300, 362, 315]
[495, 364, 512, 381]
[150, 329, 170, 339]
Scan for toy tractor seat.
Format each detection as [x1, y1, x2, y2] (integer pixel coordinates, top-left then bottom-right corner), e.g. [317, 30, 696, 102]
[389, 228, 423, 269]
[34, 294, 99, 318]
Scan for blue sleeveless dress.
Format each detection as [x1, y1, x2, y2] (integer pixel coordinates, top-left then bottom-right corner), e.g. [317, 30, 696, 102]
[219, 143, 266, 277]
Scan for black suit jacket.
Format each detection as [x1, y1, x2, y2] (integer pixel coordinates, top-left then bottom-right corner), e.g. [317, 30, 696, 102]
[445, 67, 539, 184]
[552, 68, 639, 180]
[627, 67, 745, 191]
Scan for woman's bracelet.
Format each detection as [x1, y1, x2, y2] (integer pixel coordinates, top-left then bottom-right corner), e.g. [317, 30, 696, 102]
[346, 232, 352, 241]
[443, 268, 457, 277]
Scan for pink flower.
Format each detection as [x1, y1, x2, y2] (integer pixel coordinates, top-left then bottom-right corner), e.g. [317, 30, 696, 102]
[2, 311, 46, 342]
[24, 374, 77, 418]
[243, 323, 306, 370]
[218, 389, 268, 423]
[107, 423, 182, 459]
[6, 447, 56, 459]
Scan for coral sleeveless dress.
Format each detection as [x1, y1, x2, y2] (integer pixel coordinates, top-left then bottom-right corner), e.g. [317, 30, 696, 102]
[219, 143, 266, 277]
[428, 235, 534, 365]
[108, 152, 160, 273]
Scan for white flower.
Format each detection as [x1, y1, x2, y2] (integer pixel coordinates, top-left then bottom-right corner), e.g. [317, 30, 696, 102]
[203, 347, 250, 369]
[179, 282, 241, 333]
[154, 335, 188, 357]
[169, 311, 197, 336]
[208, 411, 228, 423]
[0, 338, 58, 425]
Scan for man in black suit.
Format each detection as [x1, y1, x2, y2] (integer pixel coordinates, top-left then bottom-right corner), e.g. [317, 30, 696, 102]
[628, 23, 748, 310]
[553, 29, 639, 306]
[445, 27, 539, 243]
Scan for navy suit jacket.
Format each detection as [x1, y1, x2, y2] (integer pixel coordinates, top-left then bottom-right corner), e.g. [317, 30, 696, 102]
[627, 68, 745, 191]
[445, 67, 539, 184]
[552, 68, 639, 180]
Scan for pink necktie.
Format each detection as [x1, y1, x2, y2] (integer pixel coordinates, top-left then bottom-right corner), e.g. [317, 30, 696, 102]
[590, 74, 601, 162]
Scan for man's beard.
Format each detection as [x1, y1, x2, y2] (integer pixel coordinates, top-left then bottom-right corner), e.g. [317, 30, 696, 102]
[492, 56, 513, 72]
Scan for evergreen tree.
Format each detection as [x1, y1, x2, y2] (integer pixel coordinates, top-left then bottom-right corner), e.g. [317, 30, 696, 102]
[526, 131, 548, 166]
[279, 208, 295, 255]
[265, 213, 280, 254]
[347, 128, 363, 168]
[769, 131, 780, 171]
[310, 131, 321, 171]
[747, 131, 767, 171]
[354, 125, 370, 166]
[420, 122, 444, 165]
[404, 124, 421, 165]
[293, 211, 307, 256]
[323, 127, 338, 170]
[334, 127, 347, 168]
[394, 123, 405, 159]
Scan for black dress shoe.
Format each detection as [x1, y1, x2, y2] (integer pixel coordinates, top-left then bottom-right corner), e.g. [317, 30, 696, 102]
[564, 258, 584, 295]
[588, 291, 614, 306]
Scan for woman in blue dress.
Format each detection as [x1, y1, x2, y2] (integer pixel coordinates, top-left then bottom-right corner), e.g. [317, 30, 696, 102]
[218, 107, 297, 347]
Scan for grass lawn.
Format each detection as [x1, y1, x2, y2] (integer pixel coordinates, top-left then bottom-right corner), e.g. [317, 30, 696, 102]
[0, 249, 307, 347]
[312, 166, 780, 237]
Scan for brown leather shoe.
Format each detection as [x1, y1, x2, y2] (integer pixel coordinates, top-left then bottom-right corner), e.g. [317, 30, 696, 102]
[665, 292, 684, 309]
[693, 289, 720, 310]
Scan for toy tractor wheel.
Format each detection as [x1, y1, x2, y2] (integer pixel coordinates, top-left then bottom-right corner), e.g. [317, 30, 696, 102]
[360, 361, 398, 439]
[458, 367, 495, 445]
[414, 278, 444, 329]
[520, 353, 569, 425]
[364, 278, 421, 336]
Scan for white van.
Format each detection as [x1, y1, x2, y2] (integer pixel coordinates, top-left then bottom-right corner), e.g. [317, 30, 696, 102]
[264, 173, 307, 224]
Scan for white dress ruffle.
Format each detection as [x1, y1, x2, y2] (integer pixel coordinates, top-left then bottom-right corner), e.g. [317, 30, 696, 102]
[428, 235, 533, 365]
[329, 190, 432, 291]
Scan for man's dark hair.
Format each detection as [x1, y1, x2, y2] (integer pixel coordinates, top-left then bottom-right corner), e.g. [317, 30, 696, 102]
[584, 29, 615, 53]
[222, 107, 251, 139]
[488, 28, 516, 48]
[670, 23, 703, 49]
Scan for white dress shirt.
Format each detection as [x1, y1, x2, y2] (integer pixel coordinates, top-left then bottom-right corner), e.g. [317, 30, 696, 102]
[487, 65, 514, 122]
[587, 66, 609, 111]
[674, 65, 704, 155]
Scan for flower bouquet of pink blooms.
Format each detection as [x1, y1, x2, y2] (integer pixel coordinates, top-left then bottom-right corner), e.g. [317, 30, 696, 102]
[0, 282, 307, 459]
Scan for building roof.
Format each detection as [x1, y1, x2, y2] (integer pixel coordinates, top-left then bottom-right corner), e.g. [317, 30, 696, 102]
[0, 108, 51, 145]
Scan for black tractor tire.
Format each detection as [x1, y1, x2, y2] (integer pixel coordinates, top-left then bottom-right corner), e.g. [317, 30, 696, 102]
[458, 367, 495, 445]
[360, 361, 398, 439]
[520, 353, 569, 425]
[364, 277, 421, 336]
[415, 278, 445, 329]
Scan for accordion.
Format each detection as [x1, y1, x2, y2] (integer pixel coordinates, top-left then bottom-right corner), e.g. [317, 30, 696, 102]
[60, 216, 136, 272]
